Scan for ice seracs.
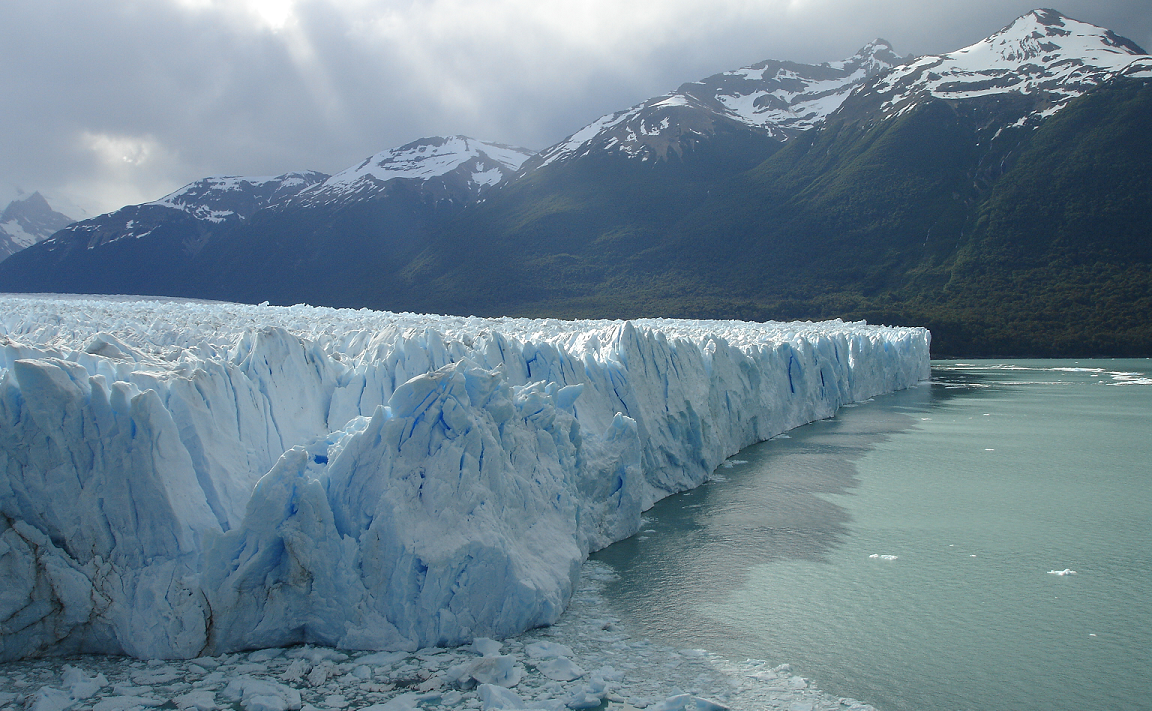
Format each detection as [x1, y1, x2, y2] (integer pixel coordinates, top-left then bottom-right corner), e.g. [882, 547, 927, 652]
[0, 296, 929, 661]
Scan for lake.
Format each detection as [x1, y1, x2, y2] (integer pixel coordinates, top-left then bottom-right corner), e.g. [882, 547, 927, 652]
[591, 360, 1152, 711]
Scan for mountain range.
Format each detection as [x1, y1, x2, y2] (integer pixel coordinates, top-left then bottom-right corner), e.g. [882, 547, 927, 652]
[2, 9, 1149, 357]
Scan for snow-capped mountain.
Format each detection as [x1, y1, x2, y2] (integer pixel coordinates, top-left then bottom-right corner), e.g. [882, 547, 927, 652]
[847, 9, 1151, 123]
[0, 192, 73, 260]
[150, 171, 329, 223]
[288, 136, 534, 209]
[530, 40, 905, 168]
[2, 9, 1149, 361]
[43, 171, 328, 254]
[37, 138, 532, 257]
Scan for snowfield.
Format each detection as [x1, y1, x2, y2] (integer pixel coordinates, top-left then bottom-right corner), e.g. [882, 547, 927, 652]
[0, 295, 929, 665]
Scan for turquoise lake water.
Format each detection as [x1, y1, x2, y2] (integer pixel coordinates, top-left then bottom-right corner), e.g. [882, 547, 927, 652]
[591, 360, 1152, 711]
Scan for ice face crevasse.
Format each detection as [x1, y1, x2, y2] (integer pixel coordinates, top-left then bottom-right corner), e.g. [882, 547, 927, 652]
[0, 296, 930, 660]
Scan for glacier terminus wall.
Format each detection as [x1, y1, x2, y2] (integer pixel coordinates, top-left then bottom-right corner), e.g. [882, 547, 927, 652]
[0, 295, 930, 661]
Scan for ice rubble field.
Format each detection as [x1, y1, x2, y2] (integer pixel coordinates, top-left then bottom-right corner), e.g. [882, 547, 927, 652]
[0, 560, 881, 711]
[0, 296, 927, 680]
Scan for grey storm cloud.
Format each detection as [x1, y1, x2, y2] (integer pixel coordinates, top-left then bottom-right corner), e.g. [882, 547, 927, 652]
[2, 0, 1150, 217]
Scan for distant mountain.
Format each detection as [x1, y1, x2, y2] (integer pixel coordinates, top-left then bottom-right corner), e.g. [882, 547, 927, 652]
[0, 192, 73, 260]
[1, 9, 1149, 357]
[38, 171, 327, 254]
[0, 138, 533, 305]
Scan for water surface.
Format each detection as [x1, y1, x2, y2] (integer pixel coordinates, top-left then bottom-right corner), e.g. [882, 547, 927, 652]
[592, 360, 1152, 711]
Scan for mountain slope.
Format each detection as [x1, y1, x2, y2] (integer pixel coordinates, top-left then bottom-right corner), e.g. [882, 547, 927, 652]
[387, 11, 1152, 355]
[0, 10, 1148, 356]
[0, 192, 73, 260]
[528, 40, 903, 169]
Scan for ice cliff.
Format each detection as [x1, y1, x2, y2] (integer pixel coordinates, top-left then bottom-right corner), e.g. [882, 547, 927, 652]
[0, 296, 929, 661]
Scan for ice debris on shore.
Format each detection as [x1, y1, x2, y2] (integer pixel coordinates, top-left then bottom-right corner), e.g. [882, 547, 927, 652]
[0, 562, 877, 711]
[0, 295, 929, 661]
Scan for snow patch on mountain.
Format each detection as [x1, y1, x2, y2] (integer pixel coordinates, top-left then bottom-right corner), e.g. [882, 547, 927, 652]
[867, 9, 1150, 119]
[292, 136, 534, 207]
[534, 40, 905, 168]
[149, 171, 328, 223]
[0, 295, 929, 661]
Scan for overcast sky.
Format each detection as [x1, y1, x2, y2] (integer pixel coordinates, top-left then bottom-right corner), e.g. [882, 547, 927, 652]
[3, 0, 1149, 218]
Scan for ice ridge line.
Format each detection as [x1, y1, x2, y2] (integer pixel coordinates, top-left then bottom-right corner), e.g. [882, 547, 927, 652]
[0, 296, 929, 660]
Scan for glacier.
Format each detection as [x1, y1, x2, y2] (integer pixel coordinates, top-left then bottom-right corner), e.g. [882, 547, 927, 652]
[0, 295, 929, 661]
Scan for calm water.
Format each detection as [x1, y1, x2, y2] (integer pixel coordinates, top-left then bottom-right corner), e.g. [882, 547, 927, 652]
[591, 360, 1152, 711]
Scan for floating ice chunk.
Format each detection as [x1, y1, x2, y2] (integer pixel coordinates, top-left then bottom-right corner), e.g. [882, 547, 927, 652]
[472, 638, 504, 657]
[650, 694, 692, 711]
[62, 666, 107, 700]
[478, 684, 527, 710]
[1047, 569, 1078, 576]
[360, 698, 413, 711]
[220, 677, 302, 711]
[448, 655, 523, 688]
[565, 690, 605, 709]
[174, 690, 219, 711]
[30, 688, 74, 711]
[868, 554, 898, 560]
[249, 648, 285, 662]
[538, 657, 586, 681]
[524, 641, 575, 660]
[305, 663, 334, 687]
[92, 697, 165, 711]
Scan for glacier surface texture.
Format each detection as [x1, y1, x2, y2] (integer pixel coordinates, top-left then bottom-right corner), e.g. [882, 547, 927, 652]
[0, 296, 929, 661]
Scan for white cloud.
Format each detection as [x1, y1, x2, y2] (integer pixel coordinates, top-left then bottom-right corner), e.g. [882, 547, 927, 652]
[1, 0, 1149, 216]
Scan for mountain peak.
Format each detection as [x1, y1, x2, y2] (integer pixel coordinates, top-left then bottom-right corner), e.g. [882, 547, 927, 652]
[1029, 8, 1066, 25]
[979, 8, 1148, 59]
[332, 136, 532, 185]
[4, 191, 51, 214]
[1, 191, 75, 259]
[290, 135, 534, 208]
[855, 10, 1150, 123]
[148, 171, 329, 223]
[531, 42, 905, 169]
